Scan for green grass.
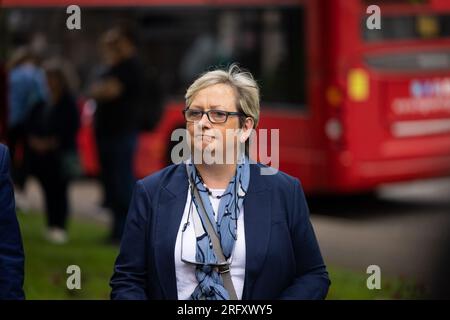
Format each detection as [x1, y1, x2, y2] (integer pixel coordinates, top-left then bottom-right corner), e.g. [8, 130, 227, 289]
[17, 212, 424, 300]
[18, 211, 118, 299]
[326, 267, 424, 299]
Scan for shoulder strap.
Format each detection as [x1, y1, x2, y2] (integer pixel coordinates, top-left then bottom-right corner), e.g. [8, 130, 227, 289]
[191, 183, 238, 300]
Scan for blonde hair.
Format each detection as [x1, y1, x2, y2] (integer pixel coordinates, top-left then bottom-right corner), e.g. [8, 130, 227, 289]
[185, 64, 260, 129]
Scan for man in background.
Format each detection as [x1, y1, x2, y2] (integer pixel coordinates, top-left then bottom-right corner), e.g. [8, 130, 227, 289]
[90, 26, 145, 243]
[6, 47, 49, 207]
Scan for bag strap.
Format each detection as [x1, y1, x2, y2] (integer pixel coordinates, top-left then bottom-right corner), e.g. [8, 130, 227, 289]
[190, 182, 238, 300]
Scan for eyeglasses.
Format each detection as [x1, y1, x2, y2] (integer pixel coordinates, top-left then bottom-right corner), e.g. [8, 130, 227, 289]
[183, 108, 246, 124]
[180, 195, 232, 271]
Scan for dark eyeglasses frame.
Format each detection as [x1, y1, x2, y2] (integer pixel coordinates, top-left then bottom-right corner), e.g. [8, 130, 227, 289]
[182, 108, 247, 124]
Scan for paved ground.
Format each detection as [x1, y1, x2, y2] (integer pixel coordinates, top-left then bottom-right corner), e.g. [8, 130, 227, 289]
[308, 177, 450, 288]
[18, 176, 450, 289]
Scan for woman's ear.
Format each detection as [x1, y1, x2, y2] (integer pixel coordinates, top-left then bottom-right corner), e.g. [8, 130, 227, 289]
[239, 117, 254, 143]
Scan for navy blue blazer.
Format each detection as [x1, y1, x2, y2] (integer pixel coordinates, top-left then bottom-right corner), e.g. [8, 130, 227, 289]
[110, 163, 330, 300]
[0, 144, 25, 299]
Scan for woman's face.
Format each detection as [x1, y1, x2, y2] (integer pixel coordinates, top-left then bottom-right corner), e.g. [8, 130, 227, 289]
[187, 83, 250, 164]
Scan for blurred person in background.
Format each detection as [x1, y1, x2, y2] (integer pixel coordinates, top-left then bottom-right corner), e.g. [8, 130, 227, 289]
[90, 26, 146, 244]
[0, 143, 25, 299]
[6, 47, 49, 210]
[27, 60, 80, 244]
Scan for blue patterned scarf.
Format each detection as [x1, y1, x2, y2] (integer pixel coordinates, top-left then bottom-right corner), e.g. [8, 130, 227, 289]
[185, 155, 250, 300]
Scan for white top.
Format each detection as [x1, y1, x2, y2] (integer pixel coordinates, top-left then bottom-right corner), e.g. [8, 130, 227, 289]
[174, 188, 246, 300]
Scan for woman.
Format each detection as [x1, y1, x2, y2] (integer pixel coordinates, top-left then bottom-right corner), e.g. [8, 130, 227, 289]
[27, 61, 80, 244]
[110, 64, 330, 300]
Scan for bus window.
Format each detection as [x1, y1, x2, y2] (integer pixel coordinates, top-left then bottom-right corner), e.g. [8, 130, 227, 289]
[363, 13, 450, 42]
[146, 7, 308, 109]
[257, 8, 307, 109]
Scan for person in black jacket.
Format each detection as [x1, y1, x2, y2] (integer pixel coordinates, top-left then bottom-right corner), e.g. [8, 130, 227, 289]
[27, 61, 80, 244]
[90, 26, 146, 243]
[0, 143, 25, 299]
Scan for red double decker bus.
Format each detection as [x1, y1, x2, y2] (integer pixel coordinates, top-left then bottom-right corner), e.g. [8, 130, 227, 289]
[2, 0, 450, 193]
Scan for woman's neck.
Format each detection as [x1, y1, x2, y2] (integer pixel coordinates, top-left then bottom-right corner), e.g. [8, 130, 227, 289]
[195, 163, 237, 189]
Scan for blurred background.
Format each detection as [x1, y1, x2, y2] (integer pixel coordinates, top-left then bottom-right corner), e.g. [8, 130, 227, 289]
[1, 0, 450, 299]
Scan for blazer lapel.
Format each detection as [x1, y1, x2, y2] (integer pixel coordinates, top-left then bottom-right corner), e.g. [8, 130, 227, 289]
[153, 165, 188, 299]
[242, 164, 272, 300]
